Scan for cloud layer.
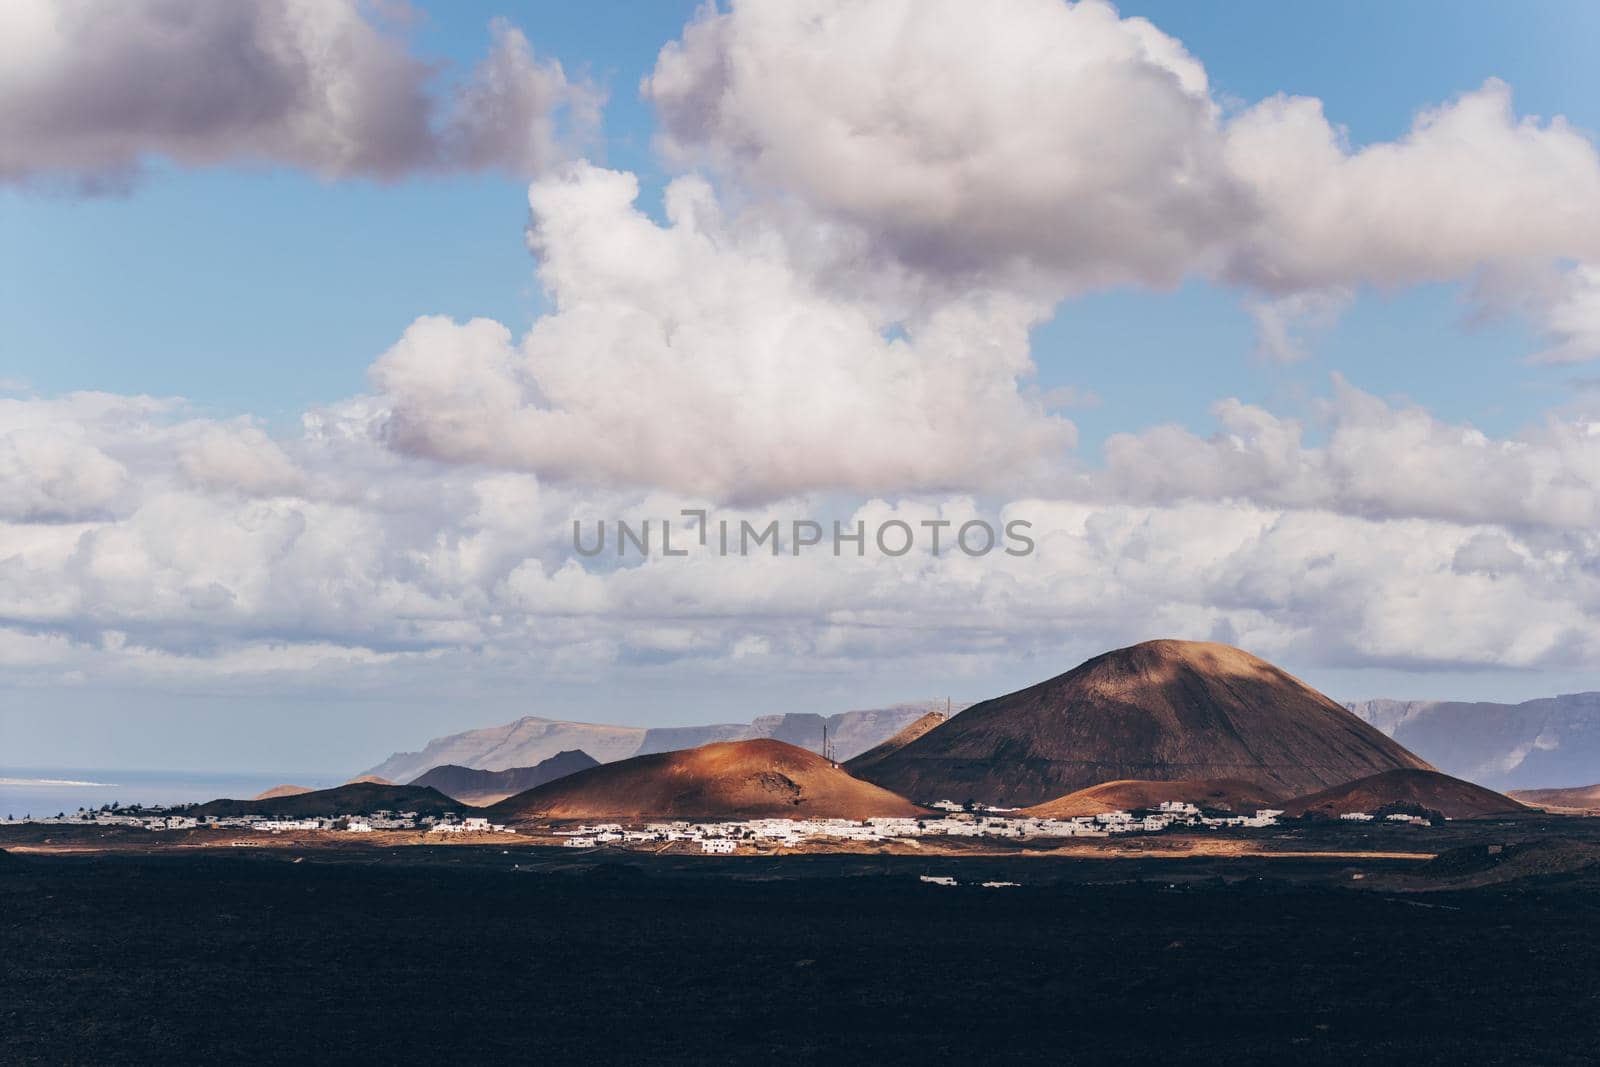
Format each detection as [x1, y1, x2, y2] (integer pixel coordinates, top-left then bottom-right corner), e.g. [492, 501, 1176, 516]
[4, 384, 1600, 699]
[7, 0, 1600, 711]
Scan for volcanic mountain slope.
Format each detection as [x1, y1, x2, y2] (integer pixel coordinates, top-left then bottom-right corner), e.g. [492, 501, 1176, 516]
[1283, 769, 1526, 820]
[1509, 784, 1600, 814]
[1022, 778, 1285, 819]
[487, 740, 923, 822]
[843, 712, 949, 777]
[854, 640, 1433, 807]
[193, 782, 466, 818]
[409, 750, 601, 806]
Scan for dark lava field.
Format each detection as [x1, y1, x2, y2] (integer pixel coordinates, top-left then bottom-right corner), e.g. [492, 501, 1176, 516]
[5, 832, 1600, 1065]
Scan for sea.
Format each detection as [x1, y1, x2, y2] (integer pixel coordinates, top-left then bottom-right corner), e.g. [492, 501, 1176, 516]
[0, 768, 340, 821]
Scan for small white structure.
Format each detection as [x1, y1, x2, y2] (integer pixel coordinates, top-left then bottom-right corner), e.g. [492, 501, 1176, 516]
[1340, 812, 1375, 822]
[700, 838, 736, 853]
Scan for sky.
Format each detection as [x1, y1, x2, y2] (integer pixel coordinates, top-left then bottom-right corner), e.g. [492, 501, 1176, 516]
[4, 0, 1600, 775]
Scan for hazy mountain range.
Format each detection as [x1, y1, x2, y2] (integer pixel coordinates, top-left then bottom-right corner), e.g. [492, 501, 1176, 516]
[1346, 693, 1600, 791]
[363, 702, 966, 784]
[361, 686, 1600, 795]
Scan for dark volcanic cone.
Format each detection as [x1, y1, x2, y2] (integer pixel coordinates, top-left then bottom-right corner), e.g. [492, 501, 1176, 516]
[853, 639, 1432, 807]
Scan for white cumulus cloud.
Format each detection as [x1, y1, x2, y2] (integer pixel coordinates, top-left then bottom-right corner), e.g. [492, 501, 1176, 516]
[368, 164, 1076, 501]
[644, 2, 1600, 359]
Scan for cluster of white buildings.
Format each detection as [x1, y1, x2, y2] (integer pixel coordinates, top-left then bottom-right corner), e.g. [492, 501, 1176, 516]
[1339, 811, 1432, 825]
[25, 811, 206, 831]
[15, 808, 512, 834]
[426, 816, 512, 834]
[556, 803, 1288, 851]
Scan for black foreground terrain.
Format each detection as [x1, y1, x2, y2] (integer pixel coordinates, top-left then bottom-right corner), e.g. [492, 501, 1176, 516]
[4, 846, 1600, 1065]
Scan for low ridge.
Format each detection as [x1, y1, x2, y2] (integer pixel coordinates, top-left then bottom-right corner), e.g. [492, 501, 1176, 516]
[1022, 778, 1285, 819]
[1508, 783, 1600, 814]
[1283, 769, 1526, 820]
[251, 784, 313, 801]
[193, 782, 466, 818]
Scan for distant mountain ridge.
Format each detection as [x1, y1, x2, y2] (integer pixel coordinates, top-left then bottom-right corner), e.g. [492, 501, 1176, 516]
[365, 684, 1600, 797]
[1345, 692, 1600, 791]
[363, 702, 965, 783]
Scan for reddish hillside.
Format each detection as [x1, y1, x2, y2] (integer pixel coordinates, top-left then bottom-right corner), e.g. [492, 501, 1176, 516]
[1283, 769, 1527, 819]
[842, 712, 949, 777]
[487, 739, 923, 822]
[855, 640, 1432, 807]
[1022, 778, 1285, 819]
[1509, 784, 1600, 814]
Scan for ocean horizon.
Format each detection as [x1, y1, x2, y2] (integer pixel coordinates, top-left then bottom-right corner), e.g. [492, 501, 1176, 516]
[0, 768, 340, 821]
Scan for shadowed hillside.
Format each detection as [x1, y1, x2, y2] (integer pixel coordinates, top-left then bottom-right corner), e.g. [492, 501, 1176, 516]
[193, 782, 466, 818]
[843, 711, 949, 777]
[410, 751, 600, 806]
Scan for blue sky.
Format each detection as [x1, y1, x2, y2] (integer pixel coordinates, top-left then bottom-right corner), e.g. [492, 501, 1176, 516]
[5, 0, 1600, 775]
